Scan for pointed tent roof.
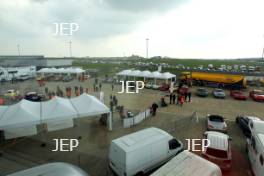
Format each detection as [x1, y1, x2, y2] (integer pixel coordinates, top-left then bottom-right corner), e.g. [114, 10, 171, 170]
[41, 97, 77, 122]
[0, 100, 40, 129]
[0, 94, 110, 131]
[130, 70, 141, 77]
[71, 93, 109, 117]
[141, 70, 152, 78]
[151, 71, 163, 79]
[162, 72, 176, 79]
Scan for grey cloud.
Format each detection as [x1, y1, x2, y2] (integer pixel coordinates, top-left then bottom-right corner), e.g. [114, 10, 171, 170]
[0, 0, 188, 46]
[104, 0, 187, 13]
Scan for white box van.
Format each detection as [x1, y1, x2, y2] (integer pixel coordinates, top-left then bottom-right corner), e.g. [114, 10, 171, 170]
[151, 150, 222, 176]
[7, 162, 89, 176]
[247, 120, 264, 176]
[108, 127, 183, 176]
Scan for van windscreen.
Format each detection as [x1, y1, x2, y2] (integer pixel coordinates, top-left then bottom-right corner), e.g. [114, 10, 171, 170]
[206, 148, 227, 158]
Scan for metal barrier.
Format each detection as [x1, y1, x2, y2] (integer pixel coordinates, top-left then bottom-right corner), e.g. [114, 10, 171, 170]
[123, 109, 151, 128]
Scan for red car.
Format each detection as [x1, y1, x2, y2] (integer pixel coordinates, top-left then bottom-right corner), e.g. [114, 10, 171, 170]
[249, 90, 264, 102]
[230, 90, 247, 100]
[202, 131, 232, 171]
[159, 83, 170, 91]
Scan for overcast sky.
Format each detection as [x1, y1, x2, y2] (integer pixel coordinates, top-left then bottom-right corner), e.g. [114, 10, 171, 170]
[0, 0, 264, 58]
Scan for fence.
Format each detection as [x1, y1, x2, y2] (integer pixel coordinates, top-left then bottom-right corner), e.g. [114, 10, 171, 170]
[123, 109, 151, 128]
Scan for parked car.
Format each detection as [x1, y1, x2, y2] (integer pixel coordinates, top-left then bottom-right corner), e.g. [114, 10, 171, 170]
[145, 82, 161, 90]
[4, 89, 17, 98]
[196, 88, 209, 97]
[159, 83, 170, 91]
[152, 84, 161, 90]
[17, 74, 31, 81]
[202, 131, 232, 171]
[249, 90, 264, 102]
[63, 76, 73, 82]
[212, 89, 226, 99]
[230, 90, 247, 100]
[246, 120, 264, 176]
[145, 82, 153, 89]
[151, 150, 222, 176]
[24, 92, 42, 102]
[108, 127, 183, 176]
[207, 114, 227, 133]
[236, 115, 261, 138]
[7, 162, 89, 176]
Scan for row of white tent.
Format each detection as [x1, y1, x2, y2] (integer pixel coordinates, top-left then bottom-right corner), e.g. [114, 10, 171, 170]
[0, 93, 111, 139]
[37, 67, 85, 74]
[116, 70, 176, 80]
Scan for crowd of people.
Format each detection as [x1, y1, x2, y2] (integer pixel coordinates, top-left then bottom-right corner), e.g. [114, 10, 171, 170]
[151, 85, 192, 116]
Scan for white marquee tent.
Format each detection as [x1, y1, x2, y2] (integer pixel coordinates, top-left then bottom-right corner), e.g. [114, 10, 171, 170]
[116, 69, 176, 82]
[0, 93, 111, 139]
[37, 67, 85, 74]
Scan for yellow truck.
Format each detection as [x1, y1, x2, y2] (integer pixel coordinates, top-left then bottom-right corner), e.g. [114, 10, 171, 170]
[180, 71, 246, 89]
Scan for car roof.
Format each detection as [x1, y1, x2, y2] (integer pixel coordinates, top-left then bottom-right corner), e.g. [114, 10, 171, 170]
[246, 116, 261, 121]
[26, 92, 37, 95]
[250, 120, 264, 134]
[7, 162, 89, 176]
[112, 127, 171, 152]
[253, 90, 264, 92]
[208, 114, 223, 119]
[205, 131, 229, 151]
[151, 151, 221, 176]
[197, 88, 206, 90]
[214, 89, 223, 91]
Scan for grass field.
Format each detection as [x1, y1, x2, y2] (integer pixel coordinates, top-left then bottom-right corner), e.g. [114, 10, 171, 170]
[73, 58, 264, 76]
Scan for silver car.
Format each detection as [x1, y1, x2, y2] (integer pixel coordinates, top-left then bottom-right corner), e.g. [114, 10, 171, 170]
[212, 89, 226, 98]
[207, 114, 227, 133]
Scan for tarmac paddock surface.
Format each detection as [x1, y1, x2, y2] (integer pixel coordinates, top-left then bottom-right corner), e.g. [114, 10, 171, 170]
[0, 79, 263, 175]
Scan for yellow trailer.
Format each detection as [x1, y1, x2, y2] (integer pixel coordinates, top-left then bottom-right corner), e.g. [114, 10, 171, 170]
[180, 71, 246, 89]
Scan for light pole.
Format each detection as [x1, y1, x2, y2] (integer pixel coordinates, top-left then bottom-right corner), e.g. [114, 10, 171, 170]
[146, 38, 149, 59]
[69, 41, 72, 57]
[262, 47, 264, 61]
[17, 44, 20, 56]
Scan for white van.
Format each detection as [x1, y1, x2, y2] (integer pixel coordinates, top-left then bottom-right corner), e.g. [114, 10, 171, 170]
[108, 127, 183, 176]
[7, 162, 89, 176]
[247, 120, 264, 176]
[151, 150, 222, 176]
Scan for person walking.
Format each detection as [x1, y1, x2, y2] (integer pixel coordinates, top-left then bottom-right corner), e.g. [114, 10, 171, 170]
[180, 95, 184, 107]
[172, 94, 176, 104]
[99, 83, 102, 91]
[184, 91, 188, 101]
[111, 84, 114, 91]
[187, 90, 192, 102]
[169, 93, 172, 104]
[152, 102, 158, 116]
[93, 83, 96, 92]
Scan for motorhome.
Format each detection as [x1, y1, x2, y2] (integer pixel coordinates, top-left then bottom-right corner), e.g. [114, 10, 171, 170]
[247, 120, 264, 176]
[248, 66, 255, 72]
[0, 66, 36, 81]
[108, 127, 183, 176]
[240, 65, 247, 72]
[151, 150, 222, 176]
[7, 162, 89, 176]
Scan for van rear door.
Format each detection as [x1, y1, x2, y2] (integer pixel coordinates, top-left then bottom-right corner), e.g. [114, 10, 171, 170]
[109, 143, 125, 176]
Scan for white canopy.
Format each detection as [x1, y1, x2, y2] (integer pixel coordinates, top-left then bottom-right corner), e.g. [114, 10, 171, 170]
[162, 72, 176, 79]
[116, 70, 176, 80]
[151, 71, 163, 79]
[71, 93, 109, 117]
[0, 93, 110, 130]
[141, 70, 152, 77]
[37, 67, 85, 74]
[41, 97, 77, 122]
[0, 100, 41, 129]
[116, 69, 132, 76]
